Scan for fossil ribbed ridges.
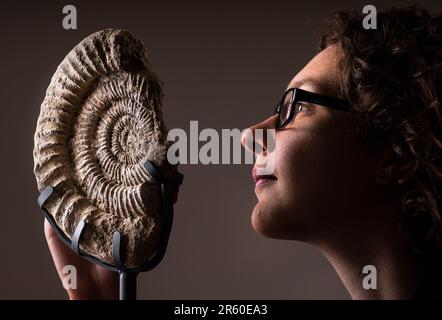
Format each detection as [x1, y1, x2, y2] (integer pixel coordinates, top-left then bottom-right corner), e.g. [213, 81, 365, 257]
[33, 29, 178, 267]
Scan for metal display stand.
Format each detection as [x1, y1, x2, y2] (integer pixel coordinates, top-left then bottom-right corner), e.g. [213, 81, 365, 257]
[37, 159, 183, 300]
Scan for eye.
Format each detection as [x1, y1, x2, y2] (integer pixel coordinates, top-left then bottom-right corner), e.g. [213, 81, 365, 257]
[295, 102, 313, 114]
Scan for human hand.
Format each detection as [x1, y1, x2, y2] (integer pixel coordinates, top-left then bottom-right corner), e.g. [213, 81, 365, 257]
[44, 220, 119, 300]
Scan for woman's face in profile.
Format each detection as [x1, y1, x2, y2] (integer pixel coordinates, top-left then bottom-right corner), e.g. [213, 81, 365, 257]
[243, 45, 387, 244]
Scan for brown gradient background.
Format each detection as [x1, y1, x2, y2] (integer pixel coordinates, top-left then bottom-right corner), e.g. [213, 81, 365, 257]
[0, 0, 440, 299]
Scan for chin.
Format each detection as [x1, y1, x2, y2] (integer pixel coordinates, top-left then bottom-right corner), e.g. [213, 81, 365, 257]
[251, 202, 312, 241]
[251, 203, 288, 239]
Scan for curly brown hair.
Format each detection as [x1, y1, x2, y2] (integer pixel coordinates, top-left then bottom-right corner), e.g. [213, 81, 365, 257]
[320, 6, 442, 257]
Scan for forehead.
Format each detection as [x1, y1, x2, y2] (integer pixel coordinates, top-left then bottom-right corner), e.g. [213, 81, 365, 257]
[287, 44, 343, 98]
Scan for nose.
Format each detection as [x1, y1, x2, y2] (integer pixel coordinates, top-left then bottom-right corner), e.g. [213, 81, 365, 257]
[241, 115, 277, 155]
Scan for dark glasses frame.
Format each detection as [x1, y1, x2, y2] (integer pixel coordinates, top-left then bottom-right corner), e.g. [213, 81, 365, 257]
[274, 87, 352, 129]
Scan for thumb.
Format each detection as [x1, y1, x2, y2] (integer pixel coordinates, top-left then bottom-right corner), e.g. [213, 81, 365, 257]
[44, 219, 88, 272]
[44, 220, 119, 300]
[44, 220, 93, 294]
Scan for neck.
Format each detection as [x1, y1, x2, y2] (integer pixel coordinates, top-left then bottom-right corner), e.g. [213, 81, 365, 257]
[311, 210, 426, 299]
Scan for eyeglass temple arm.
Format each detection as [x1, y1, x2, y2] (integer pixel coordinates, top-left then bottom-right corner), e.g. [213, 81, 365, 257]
[296, 88, 350, 111]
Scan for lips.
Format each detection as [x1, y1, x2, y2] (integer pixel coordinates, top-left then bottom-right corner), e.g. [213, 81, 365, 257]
[252, 167, 277, 188]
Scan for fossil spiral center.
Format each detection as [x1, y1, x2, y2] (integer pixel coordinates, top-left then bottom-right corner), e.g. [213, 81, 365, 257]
[110, 114, 146, 165]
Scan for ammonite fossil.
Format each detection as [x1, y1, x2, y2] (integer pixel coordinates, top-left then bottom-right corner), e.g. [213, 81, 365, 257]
[33, 29, 182, 268]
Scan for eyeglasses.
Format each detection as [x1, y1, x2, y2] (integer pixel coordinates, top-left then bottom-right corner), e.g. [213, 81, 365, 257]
[274, 88, 351, 129]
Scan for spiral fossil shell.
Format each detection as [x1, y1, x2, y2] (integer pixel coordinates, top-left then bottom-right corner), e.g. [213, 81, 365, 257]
[33, 29, 181, 268]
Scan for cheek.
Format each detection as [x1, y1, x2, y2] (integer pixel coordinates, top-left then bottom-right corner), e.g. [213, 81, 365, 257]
[276, 129, 313, 200]
[273, 120, 370, 223]
[252, 115, 379, 239]
[280, 119, 378, 219]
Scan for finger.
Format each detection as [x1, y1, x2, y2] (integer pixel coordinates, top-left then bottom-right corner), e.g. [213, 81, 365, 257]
[92, 264, 119, 299]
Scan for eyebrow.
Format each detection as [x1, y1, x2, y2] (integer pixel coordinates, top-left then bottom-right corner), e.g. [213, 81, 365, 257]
[287, 78, 324, 93]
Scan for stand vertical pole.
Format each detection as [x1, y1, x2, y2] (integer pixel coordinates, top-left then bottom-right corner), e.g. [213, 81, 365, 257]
[119, 271, 138, 300]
